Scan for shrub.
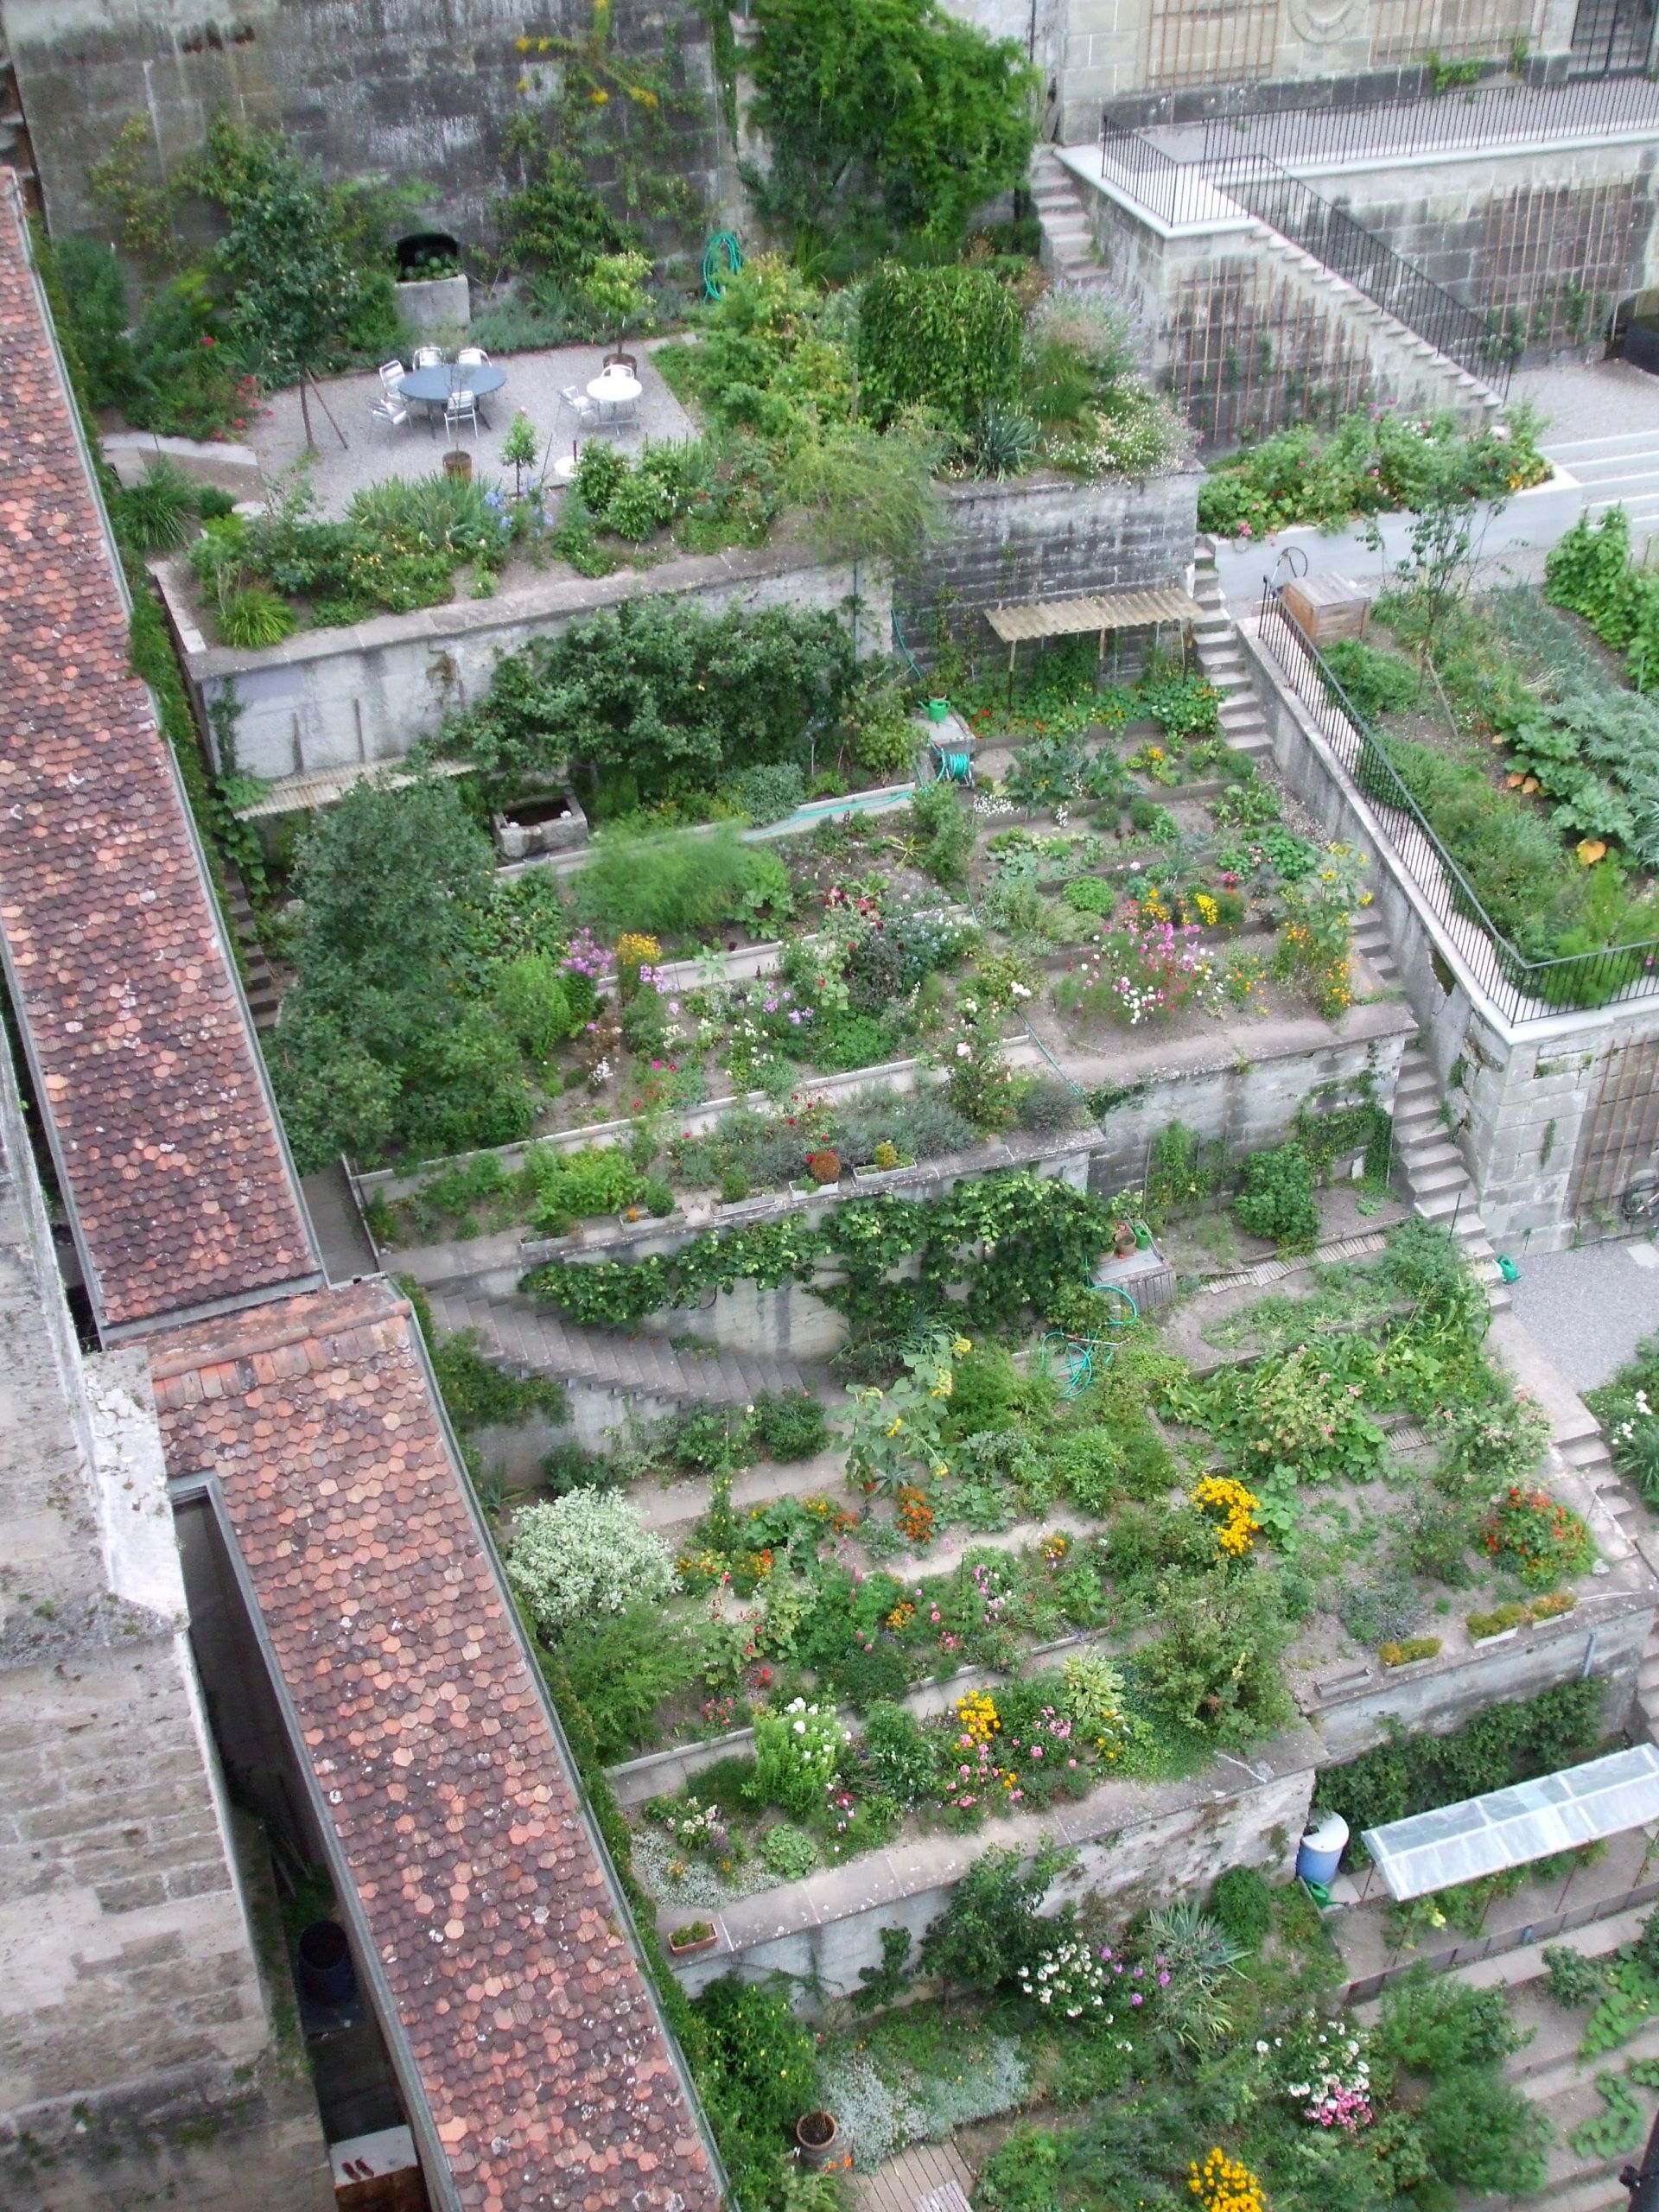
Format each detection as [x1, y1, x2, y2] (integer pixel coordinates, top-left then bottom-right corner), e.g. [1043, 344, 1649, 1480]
[918, 1843, 1068, 1994]
[505, 1491, 676, 1636]
[1376, 1967, 1522, 2074]
[1210, 1866, 1274, 1949]
[858, 263, 1024, 434]
[559, 1600, 702, 1759]
[1320, 637, 1421, 724]
[491, 955, 574, 1061]
[1414, 2067, 1550, 2196]
[112, 461, 200, 552]
[975, 2126, 1065, 2212]
[1012, 1077, 1084, 1136]
[753, 1698, 846, 1816]
[747, 1390, 831, 1461]
[727, 761, 806, 824]
[911, 779, 976, 889]
[576, 828, 768, 938]
[860, 1700, 938, 1805]
[761, 1824, 822, 1880]
[525, 1144, 645, 1229]
[1380, 1635, 1442, 1665]
[1480, 1484, 1596, 1589]
[1544, 1945, 1613, 2007]
[693, 1977, 818, 2209]
[219, 584, 297, 649]
[1232, 1141, 1319, 1254]
[1136, 1571, 1294, 1749]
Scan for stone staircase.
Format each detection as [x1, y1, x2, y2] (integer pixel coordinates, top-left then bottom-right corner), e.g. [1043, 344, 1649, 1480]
[1029, 146, 1112, 289]
[1191, 543, 1274, 760]
[1245, 214, 1503, 428]
[1542, 429, 1659, 535]
[222, 864, 281, 1033]
[425, 1281, 830, 1414]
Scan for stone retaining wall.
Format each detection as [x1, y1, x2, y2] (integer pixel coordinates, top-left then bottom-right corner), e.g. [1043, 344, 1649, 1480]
[1237, 613, 1659, 1249]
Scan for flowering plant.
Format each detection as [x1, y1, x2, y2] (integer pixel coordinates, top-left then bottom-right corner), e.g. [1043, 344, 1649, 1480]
[753, 1697, 847, 1816]
[1274, 2014, 1374, 2133]
[1274, 842, 1370, 1020]
[1480, 1484, 1596, 1588]
[1192, 1474, 1262, 1558]
[1189, 2147, 1268, 2212]
[1020, 1937, 1112, 2016]
[1056, 919, 1220, 1027]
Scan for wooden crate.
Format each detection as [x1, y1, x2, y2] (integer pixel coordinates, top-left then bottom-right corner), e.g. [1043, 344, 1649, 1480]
[1282, 573, 1370, 645]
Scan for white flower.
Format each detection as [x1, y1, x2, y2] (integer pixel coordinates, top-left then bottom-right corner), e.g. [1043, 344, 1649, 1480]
[1256, 2041, 1270, 2056]
[956, 1042, 972, 1058]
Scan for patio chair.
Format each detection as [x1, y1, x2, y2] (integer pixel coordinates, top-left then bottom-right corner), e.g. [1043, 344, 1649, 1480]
[378, 359, 407, 393]
[369, 393, 410, 437]
[444, 389, 479, 441]
[412, 344, 444, 369]
[558, 385, 600, 432]
[456, 346, 490, 366]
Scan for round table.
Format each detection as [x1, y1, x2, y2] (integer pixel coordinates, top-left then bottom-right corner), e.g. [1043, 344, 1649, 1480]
[397, 362, 506, 433]
[587, 367, 641, 424]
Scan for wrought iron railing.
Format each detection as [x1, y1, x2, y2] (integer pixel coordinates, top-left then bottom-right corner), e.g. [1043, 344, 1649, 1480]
[1096, 128, 1510, 391]
[1192, 67, 1659, 172]
[1217, 162, 1512, 391]
[1255, 582, 1659, 1026]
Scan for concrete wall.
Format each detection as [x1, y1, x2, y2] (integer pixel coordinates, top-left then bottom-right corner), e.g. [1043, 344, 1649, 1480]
[1239, 613, 1659, 1249]
[893, 470, 1200, 655]
[162, 541, 891, 786]
[669, 1738, 1319, 2001]
[0, 1021, 331, 2210]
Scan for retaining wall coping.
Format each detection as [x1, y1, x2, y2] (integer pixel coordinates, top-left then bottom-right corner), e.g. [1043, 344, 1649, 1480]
[160, 531, 870, 681]
[693, 1716, 1325, 1957]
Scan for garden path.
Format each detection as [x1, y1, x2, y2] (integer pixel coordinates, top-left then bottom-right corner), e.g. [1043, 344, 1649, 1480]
[1507, 1236, 1659, 1395]
[849, 2136, 975, 2212]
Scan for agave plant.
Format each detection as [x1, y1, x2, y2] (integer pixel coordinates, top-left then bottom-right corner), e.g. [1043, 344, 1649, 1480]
[1144, 1899, 1248, 1991]
[972, 404, 1039, 480]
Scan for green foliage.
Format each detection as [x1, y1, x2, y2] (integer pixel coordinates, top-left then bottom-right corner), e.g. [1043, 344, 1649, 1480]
[1232, 1141, 1319, 1255]
[1198, 405, 1550, 537]
[111, 461, 200, 553]
[1145, 1121, 1224, 1225]
[444, 596, 859, 810]
[761, 1823, 823, 1879]
[910, 779, 976, 891]
[191, 115, 401, 397]
[1503, 685, 1659, 867]
[1544, 1944, 1613, 2008]
[918, 1843, 1068, 1993]
[1319, 637, 1421, 724]
[433, 1329, 566, 1433]
[491, 955, 575, 1063]
[1210, 1866, 1274, 1950]
[753, 1699, 845, 1815]
[1375, 1967, 1523, 2073]
[744, 0, 1038, 260]
[496, 142, 633, 277]
[1586, 1330, 1659, 1500]
[506, 1490, 676, 1636]
[747, 1389, 832, 1460]
[576, 827, 781, 938]
[851, 1923, 916, 2014]
[975, 2126, 1065, 2212]
[1313, 1680, 1604, 1859]
[727, 762, 807, 825]
[1414, 2066, 1550, 2195]
[860, 1700, 938, 1804]
[47, 234, 139, 408]
[857, 263, 1023, 435]
[1571, 2070, 1646, 2160]
[558, 1600, 703, 1759]
[693, 1979, 819, 2210]
[1135, 1570, 1295, 1748]
[783, 416, 948, 564]
[219, 585, 297, 650]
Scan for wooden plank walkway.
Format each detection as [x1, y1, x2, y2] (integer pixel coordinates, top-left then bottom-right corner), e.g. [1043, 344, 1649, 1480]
[851, 2141, 976, 2212]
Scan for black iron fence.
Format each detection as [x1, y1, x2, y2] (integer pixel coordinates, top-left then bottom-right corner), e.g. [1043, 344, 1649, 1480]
[1097, 124, 1221, 226]
[1255, 582, 1659, 1026]
[1193, 67, 1659, 172]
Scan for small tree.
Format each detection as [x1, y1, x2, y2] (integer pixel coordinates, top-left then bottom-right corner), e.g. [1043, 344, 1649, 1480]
[582, 249, 652, 357]
[500, 410, 540, 497]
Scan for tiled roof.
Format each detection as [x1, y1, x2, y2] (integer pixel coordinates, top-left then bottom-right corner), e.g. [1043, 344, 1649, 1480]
[0, 177, 317, 1332]
[149, 1278, 721, 2212]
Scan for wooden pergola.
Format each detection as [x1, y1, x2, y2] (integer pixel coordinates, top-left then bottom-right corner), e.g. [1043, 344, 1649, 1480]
[986, 586, 1203, 706]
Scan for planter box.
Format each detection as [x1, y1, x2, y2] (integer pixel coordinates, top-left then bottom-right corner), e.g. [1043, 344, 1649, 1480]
[851, 1160, 913, 1184]
[492, 790, 588, 862]
[1208, 464, 1583, 604]
[397, 271, 470, 334]
[667, 1928, 719, 1958]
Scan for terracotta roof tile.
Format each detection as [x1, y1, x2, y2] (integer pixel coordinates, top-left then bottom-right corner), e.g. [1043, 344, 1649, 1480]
[152, 1279, 721, 2212]
[0, 176, 316, 1330]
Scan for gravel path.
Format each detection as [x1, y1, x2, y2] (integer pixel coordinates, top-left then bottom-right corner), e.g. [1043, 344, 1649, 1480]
[1504, 1234, 1659, 1392]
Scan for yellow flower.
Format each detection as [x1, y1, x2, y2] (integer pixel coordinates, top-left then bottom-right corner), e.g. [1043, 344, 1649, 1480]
[952, 1336, 973, 1355]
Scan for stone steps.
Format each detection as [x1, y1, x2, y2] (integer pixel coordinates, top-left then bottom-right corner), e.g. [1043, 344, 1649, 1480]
[1029, 147, 1112, 289]
[222, 865, 281, 1032]
[426, 1284, 828, 1412]
[1189, 546, 1274, 760]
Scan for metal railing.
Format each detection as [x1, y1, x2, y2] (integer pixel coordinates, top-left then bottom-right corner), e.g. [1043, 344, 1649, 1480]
[1096, 124, 1510, 391]
[1256, 582, 1659, 1026]
[1192, 67, 1659, 172]
[1218, 160, 1513, 391]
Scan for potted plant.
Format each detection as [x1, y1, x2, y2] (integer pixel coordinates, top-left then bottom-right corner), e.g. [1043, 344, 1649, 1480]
[582, 249, 652, 372]
[1113, 1218, 1136, 1258]
[795, 2111, 840, 2169]
[668, 1921, 718, 1958]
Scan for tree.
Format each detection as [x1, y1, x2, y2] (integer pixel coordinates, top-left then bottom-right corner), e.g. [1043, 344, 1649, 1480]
[501, 410, 540, 498]
[746, 0, 1038, 257]
[581, 249, 652, 357]
[193, 117, 391, 448]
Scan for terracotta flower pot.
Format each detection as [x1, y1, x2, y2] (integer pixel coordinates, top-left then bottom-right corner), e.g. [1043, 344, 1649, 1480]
[795, 2112, 839, 2169]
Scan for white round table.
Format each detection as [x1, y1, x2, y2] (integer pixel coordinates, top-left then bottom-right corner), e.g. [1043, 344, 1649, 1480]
[588, 367, 642, 425]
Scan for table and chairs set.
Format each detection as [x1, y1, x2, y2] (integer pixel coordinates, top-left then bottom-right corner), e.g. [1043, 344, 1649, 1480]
[368, 348, 643, 458]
